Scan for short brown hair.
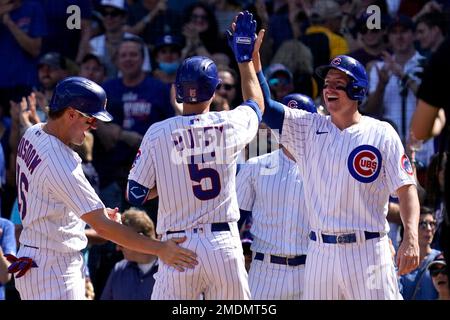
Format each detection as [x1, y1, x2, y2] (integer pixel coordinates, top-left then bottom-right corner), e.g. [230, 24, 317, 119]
[46, 106, 67, 120]
[121, 208, 156, 239]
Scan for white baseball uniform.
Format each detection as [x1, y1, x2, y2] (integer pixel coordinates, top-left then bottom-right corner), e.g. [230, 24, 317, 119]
[128, 104, 261, 300]
[279, 108, 416, 300]
[15, 123, 105, 300]
[236, 149, 309, 299]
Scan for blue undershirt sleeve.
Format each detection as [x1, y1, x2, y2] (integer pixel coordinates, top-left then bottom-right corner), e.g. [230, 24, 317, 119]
[257, 71, 285, 132]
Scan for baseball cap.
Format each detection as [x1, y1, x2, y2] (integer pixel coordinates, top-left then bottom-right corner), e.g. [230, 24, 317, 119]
[81, 53, 104, 66]
[310, 0, 341, 23]
[100, 0, 128, 12]
[265, 63, 293, 84]
[388, 14, 415, 33]
[38, 52, 67, 70]
[154, 35, 183, 53]
[428, 253, 447, 270]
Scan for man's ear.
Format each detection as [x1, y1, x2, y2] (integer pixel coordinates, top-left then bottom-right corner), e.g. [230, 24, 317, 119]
[68, 108, 76, 118]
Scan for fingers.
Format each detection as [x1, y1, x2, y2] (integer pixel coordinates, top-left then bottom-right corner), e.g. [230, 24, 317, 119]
[170, 236, 187, 244]
[19, 97, 27, 111]
[396, 252, 419, 275]
[171, 263, 185, 272]
[176, 250, 198, 267]
[250, 18, 256, 34]
[397, 256, 416, 275]
[254, 29, 265, 51]
[28, 93, 37, 111]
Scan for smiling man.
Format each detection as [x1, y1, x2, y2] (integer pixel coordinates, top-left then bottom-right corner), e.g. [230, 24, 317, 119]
[249, 23, 420, 298]
[9, 76, 197, 300]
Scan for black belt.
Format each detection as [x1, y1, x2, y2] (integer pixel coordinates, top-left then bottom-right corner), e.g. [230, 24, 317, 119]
[166, 222, 230, 235]
[309, 231, 381, 244]
[23, 244, 39, 249]
[254, 252, 306, 266]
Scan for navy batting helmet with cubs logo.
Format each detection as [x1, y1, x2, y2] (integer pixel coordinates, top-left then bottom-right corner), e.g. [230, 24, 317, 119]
[175, 56, 221, 104]
[282, 93, 317, 113]
[315, 55, 368, 101]
[49, 76, 112, 121]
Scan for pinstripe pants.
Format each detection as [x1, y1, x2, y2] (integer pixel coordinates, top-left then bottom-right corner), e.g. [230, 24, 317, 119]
[15, 246, 86, 300]
[249, 255, 305, 300]
[152, 223, 250, 300]
[303, 233, 402, 300]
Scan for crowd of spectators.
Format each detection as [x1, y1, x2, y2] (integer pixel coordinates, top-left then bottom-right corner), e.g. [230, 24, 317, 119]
[1, 0, 450, 300]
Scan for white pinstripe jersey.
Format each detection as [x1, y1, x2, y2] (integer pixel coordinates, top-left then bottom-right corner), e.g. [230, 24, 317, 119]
[236, 149, 309, 255]
[129, 105, 259, 235]
[16, 124, 105, 253]
[280, 109, 416, 233]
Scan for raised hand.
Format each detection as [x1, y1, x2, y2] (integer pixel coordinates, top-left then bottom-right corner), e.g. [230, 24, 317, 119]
[227, 11, 257, 63]
[252, 29, 265, 73]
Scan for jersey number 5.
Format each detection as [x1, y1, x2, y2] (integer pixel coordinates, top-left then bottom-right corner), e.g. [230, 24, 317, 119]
[16, 164, 29, 219]
[188, 159, 221, 201]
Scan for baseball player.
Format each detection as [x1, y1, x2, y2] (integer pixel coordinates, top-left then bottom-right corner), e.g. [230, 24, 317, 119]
[244, 24, 420, 299]
[126, 12, 264, 300]
[236, 93, 316, 300]
[9, 76, 197, 300]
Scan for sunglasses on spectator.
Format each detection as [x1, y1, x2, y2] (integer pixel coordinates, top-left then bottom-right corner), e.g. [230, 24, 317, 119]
[419, 221, 436, 229]
[102, 9, 124, 17]
[429, 266, 448, 277]
[191, 14, 208, 21]
[217, 83, 235, 91]
[268, 78, 290, 87]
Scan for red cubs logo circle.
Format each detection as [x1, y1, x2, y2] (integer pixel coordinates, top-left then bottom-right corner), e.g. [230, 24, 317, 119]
[401, 154, 414, 176]
[348, 145, 382, 183]
[354, 151, 378, 177]
[287, 100, 298, 109]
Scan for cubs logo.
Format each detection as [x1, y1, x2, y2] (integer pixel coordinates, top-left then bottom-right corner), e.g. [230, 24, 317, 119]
[347, 145, 382, 183]
[132, 149, 142, 169]
[401, 154, 414, 176]
[331, 57, 342, 66]
[286, 100, 298, 109]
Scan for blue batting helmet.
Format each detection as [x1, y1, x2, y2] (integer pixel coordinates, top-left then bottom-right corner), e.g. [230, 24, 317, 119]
[282, 93, 317, 113]
[49, 76, 112, 121]
[315, 55, 368, 101]
[175, 56, 221, 103]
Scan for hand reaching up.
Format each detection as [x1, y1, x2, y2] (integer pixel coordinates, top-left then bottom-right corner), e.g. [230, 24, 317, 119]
[226, 11, 257, 63]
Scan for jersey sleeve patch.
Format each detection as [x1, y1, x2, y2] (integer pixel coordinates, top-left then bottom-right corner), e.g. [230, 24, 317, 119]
[401, 154, 414, 176]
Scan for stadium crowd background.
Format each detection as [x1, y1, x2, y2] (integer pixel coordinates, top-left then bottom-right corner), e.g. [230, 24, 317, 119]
[0, 0, 449, 300]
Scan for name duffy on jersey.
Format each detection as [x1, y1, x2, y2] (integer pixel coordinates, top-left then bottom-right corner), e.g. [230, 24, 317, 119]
[170, 125, 229, 165]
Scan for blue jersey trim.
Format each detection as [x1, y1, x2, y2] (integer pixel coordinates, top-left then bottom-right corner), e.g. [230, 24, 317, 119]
[241, 99, 262, 123]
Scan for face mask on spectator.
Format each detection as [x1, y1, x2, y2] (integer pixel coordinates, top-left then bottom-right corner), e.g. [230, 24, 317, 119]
[159, 61, 180, 74]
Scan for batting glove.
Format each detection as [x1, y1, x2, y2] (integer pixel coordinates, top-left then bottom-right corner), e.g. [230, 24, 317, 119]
[226, 11, 257, 63]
